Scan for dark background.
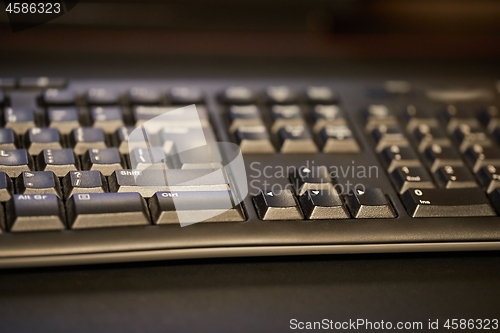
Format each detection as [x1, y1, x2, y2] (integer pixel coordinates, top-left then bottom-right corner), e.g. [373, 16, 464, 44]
[1, 1, 500, 331]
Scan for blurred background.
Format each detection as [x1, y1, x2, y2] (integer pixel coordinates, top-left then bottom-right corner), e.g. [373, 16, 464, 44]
[1, 0, 500, 59]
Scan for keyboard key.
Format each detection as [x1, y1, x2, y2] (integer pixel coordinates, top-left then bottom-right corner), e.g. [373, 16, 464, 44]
[401, 187, 495, 218]
[311, 105, 346, 133]
[175, 145, 223, 170]
[289, 166, 334, 195]
[168, 87, 205, 104]
[128, 87, 162, 105]
[362, 105, 397, 131]
[15, 171, 62, 198]
[441, 105, 480, 133]
[253, 189, 303, 220]
[488, 188, 500, 215]
[0, 172, 13, 202]
[0, 149, 33, 177]
[427, 88, 493, 102]
[374, 80, 412, 97]
[402, 105, 439, 131]
[478, 105, 500, 133]
[235, 125, 275, 154]
[264, 86, 297, 104]
[158, 126, 217, 155]
[7, 194, 65, 232]
[19, 77, 66, 89]
[423, 144, 463, 172]
[0, 128, 18, 150]
[0, 204, 4, 230]
[129, 147, 170, 170]
[227, 105, 263, 132]
[109, 169, 229, 197]
[219, 86, 256, 104]
[69, 127, 107, 155]
[476, 164, 500, 193]
[132, 105, 210, 128]
[390, 166, 434, 194]
[90, 106, 125, 133]
[304, 86, 337, 104]
[150, 190, 245, 224]
[86, 88, 119, 105]
[36, 149, 79, 177]
[278, 125, 317, 153]
[380, 145, 420, 172]
[47, 107, 80, 134]
[132, 105, 177, 126]
[453, 124, 492, 152]
[372, 125, 409, 152]
[24, 128, 62, 155]
[298, 189, 349, 220]
[345, 187, 396, 219]
[0, 77, 16, 89]
[464, 144, 500, 172]
[319, 125, 360, 153]
[108, 169, 165, 197]
[3, 107, 36, 134]
[434, 165, 477, 189]
[82, 148, 124, 176]
[270, 105, 304, 133]
[113, 126, 136, 154]
[493, 127, 500, 144]
[42, 89, 76, 105]
[66, 192, 150, 229]
[412, 124, 451, 152]
[63, 170, 107, 198]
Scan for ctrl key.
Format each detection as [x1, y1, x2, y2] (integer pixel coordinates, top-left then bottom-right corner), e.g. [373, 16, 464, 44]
[7, 194, 65, 232]
[150, 191, 245, 225]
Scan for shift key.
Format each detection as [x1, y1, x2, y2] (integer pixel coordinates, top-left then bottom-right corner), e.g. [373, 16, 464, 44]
[401, 188, 496, 218]
[109, 169, 230, 197]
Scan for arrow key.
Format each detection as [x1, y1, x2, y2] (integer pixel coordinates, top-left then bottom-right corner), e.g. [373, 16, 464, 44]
[345, 187, 396, 219]
[299, 189, 350, 219]
[253, 189, 303, 220]
[289, 166, 334, 195]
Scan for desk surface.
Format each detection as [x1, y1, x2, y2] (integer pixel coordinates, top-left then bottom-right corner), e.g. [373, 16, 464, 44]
[1, 252, 499, 332]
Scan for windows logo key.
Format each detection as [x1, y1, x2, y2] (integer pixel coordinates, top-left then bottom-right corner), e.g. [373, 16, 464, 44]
[127, 104, 247, 226]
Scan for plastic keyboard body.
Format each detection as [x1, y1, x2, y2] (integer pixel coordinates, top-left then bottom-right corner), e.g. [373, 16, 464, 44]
[1, 77, 500, 268]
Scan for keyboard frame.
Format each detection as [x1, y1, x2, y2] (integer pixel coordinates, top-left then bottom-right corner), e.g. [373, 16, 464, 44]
[1, 78, 500, 268]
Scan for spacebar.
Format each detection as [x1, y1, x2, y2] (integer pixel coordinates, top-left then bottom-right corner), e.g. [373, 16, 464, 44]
[401, 188, 496, 218]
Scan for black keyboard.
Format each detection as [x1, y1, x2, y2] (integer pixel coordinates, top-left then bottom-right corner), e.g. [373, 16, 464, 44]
[1, 77, 500, 268]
